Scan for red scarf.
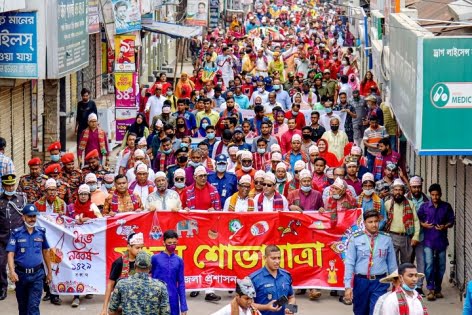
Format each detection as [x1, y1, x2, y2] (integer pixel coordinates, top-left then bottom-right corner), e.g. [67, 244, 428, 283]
[73, 199, 93, 218]
[257, 192, 284, 212]
[396, 287, 428, 315]
[385, 198, 415, 236]
[79, 128, 107, 155]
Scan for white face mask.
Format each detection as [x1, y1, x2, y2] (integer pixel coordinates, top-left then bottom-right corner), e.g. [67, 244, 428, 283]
[25, 221, 36, 228]
[242, 165, 253, 172]
[363, 189, 374, 196]
[342, 60, 347, 65]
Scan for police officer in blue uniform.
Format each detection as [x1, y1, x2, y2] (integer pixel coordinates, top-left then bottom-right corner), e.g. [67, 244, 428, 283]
[344, 210, 397, 315]
[6, 204, 52, 315]
[250, 245, 296, 315]
[0, 174, 27, 300]
[207, 154, 238, 207]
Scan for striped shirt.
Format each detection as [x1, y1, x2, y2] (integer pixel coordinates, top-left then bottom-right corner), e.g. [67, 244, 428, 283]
[363, 126, 388, 155]
[0, 152, 15, 193]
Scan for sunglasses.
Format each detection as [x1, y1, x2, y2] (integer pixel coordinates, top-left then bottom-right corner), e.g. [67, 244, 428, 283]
[197, 174, 208, 178]
[175, 178, 185, 182]
[254, 181, 264, 185]
[263, 183, 274, 187]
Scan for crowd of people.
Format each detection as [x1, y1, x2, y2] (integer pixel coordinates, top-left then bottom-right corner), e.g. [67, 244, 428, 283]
[0, 0, 464, 314]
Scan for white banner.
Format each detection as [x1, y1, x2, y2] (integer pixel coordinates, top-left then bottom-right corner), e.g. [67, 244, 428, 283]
[38, 214, 107, 295]
[238, 109, 347, 130]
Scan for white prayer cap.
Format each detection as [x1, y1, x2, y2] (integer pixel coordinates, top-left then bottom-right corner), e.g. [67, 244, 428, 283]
[134, 149, 145, 158]
[270, 143, 281, 152]
[271, 152, 282, 161]
[276, 162, 287, 171]
[299, 169, 312, 180]
[78, 184, 90, 194]
[88, 113, 98, 122]
[264, 172, 276, 184]
[254, 170, 266, 179]
[45, 178, 57, 189]
[291, 134, 302, 142]
[294, 160, 306, 170]
[362, 172, 375, 183]
[239, 174, 252, 185]
[136, 163, 148, 173]
[309, 146, 319, 154]
[128, 232, 144, 245]
[194, 166, 207, 176]
[174, 169, 186, 178]
[84, 173, 97, 183]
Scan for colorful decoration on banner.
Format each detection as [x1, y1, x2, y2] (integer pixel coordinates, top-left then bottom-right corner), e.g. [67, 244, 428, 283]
[115, 73, 137, 108]
[115, 107, 138, 142]
[37, 211, 363, 294]
[114, 34, 136, 72]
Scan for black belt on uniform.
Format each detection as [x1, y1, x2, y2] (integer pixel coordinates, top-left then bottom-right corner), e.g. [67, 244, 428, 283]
[355, 273, 387, 280]
[389, 231, 408, 236]
[15, 263, 43, 274]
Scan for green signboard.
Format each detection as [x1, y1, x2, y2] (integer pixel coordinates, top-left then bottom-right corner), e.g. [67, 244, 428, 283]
[421, 37, 472, 155]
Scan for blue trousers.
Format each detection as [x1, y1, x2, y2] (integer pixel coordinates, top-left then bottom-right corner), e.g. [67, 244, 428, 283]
[424, 247, 446, 292]
[353, 275, 389, 315]
[15, 268, 44, 315]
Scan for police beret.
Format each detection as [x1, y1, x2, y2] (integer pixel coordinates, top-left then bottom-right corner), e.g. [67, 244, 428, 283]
[175, 147, 189, 155]
[47, 141, 61, 152]
[1, 174, 16, 185]
[85, 149, 99, 161]
[28, 157, 42, 166]
[61, 152, 75, 164]
[44, 163, 61, 175]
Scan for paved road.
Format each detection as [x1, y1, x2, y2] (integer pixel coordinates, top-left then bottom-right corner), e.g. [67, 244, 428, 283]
[1, 285, 464, 314]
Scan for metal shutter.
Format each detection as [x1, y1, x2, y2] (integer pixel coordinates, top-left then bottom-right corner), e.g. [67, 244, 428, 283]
[11, 83, 32, 176]
[0, 88, 12, 158]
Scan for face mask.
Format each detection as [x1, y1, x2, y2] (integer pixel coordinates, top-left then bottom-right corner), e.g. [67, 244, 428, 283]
[257, 148, 266, 154]
[333, 56, 338, 60]
[363, 189, 374, 196]
[216, 164, 227, 173]
[291, 110, 298, 116]
[331, 125, 339, 132]
[325, 107, 332, 114]
[4, 190, 16, 196]
[301, 185, 312, 192]
[50, 154, 60, 162]
[177, 123, 185, 128]
[273, 85, 280, 90]
[207, 133, 215, 140]
[88, 184, 97, 192]
[180, 142, 189, 148]
[401, 283, 417, 292]
[189, 161, 201, 168]
[25, 221, 36, 228]
[258, 88, 264, 93]
[163, 149, 172, 154]
[342, 60, 347, 65]
[255, 103, 262, 106]
[177, 156, 188, 163]
[167, 91, 172, 96]
[242, 165, 253, 172]
[174, 182, 185, 189]
[105, 183, 114, 189]
[303, 134, 311, 140]
[202, 123, 209, 129]
[165, 244, 177, 253]
[276, 177, 285, 183]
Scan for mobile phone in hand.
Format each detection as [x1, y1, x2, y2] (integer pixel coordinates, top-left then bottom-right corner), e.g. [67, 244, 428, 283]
[286, 304, 298, 313]
[274, 295, 289, 307]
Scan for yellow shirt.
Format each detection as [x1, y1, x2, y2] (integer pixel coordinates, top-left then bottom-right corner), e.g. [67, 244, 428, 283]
[196, 110, 220, 127]
[321, 130, 349, 161]
[384, 199, 420, 241]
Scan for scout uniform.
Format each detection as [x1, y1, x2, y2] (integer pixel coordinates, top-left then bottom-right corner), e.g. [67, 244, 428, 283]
[0, 174, 27, 300]
[6, 204, 50, 315]
[250, 266, 294, 315]
[344, 230, 397, 315]
[109, 252, 170, 315]
[42, 141, 62, 173]
[43, 163, 72, 204]
[17, 158, 48, 203]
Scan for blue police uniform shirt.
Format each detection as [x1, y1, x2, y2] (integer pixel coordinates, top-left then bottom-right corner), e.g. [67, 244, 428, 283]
[344, 231, 397, 289]
[207, 172, 238, 206]
[250, 267, 294, 315]
[6, 225, 50, 268]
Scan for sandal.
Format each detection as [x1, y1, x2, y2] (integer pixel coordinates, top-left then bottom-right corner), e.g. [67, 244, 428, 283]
[339, 296, 353, 305]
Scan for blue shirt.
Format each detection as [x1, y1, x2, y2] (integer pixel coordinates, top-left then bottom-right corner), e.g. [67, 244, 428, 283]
[285, 152, 303, 173]
[344, 231, 397, 289]
[207, 172, 238, 207]
[151, 252, 188, 315]
[6, 225, 50, 268]
[250, 267, 294, 315]
[173, 110, 197, 130]
[464, 281, 472, 315]
[275, 90, 292, 110]
[360, 197, 387, 230]
[234, 94, 250, 109]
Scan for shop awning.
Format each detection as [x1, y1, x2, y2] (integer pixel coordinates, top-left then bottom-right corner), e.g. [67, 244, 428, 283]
[142, 22, 202, 38]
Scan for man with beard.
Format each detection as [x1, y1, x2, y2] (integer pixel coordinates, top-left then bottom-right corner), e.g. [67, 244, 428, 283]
[17, 158, 48, 203]
[82, 149, 108, 184]
[405, 176, 428, 296]
[129, 163, 156, 208]
[373, 138, 401, 181]
[384, 179, 420, 265]
[147, 172, 182, 211]
[60, 153, 82, 199]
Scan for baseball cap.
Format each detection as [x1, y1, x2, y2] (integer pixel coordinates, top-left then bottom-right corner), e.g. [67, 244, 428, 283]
[23, 204, 39, 216]
[215, 154, 228, 164]
[135, 251, 152, 269]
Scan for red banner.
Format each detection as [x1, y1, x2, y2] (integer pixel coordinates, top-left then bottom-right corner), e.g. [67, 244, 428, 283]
[106, 210, 363, 290]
